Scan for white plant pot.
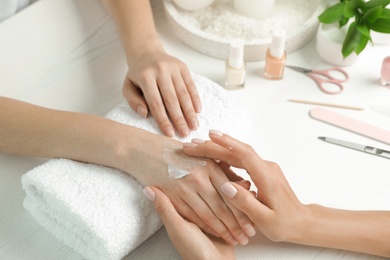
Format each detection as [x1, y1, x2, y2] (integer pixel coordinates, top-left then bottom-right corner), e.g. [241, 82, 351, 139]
[316, 23, 359, 66]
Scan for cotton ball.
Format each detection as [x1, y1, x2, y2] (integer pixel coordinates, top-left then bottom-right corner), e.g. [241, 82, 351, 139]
[172, 0, 215, 11]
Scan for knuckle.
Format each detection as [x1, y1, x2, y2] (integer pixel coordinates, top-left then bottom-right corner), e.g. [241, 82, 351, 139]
[156, 61, 169, 73]
[154, 202, 167, 217]
[147, 98, 164, 112]
[268, 161, 282, 171]
[163, 96, 177, 107]
[238, 193, 255, 212]
[200, 212, 217, 227]
[243, 144, 256, 156]
[213, 203, 230, 218]
[176, 87, 189, 99]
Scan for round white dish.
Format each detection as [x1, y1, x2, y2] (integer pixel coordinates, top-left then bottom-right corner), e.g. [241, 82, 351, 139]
[163, 0, 325, 61]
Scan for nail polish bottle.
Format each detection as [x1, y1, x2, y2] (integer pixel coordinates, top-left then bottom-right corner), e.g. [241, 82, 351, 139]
[381, 56, 390, 86]
[264, 29, 286, 80]
[225, 40, 245, 89]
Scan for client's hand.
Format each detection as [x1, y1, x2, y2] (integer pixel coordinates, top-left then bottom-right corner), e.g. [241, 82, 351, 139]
[123, 50, 201, 137]
[144, 186, 235, 260]
[183, 130, 307, 243]
[118, 128, 255, 246]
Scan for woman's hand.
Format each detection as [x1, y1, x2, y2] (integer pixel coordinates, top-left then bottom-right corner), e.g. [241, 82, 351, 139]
[123, 50, 201, 138]
[144, 186, 235, 260]
[183, 130, 390, 257]
[182, 130, 307, 243]
[100, 0, 201, 138]
[116, 128, 255, 246]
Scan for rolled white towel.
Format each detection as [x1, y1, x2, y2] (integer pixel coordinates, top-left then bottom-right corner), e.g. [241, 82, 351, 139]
[21, 73, 253, 260]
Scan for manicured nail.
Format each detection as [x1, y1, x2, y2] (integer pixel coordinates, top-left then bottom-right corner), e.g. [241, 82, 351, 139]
[136, 105, 148, 118]
[227, 236, 238, 246]
[237, 234, 249, 246]
[209, 129, 223, 136]
[143, 187, 156, 201]
[180, 126, 190, 137]
[221, 182, 237, 199]
[191, 117, 199, 130]
[183, 142, 198, 148]
[192, 138, 206, 144]
[165, 127, 175, 137]
[244, 224, 256, 237]
[195, 101, 202, 113]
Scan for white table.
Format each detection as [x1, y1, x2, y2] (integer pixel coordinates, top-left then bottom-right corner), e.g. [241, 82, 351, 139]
[0, 0, 389, 259]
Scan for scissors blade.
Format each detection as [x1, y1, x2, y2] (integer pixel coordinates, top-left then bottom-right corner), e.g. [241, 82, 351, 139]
[319, 137, 390, 159]
[286, 65, 311, 73]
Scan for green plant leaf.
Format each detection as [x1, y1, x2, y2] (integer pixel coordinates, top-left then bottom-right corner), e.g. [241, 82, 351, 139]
[363, 0, 390, 11]
[342, 22, 362, 58]
[355, 34, 370, 54]
[367, 18, 390, 32]
[362, 5, 383, 23]
[379, 8, 390, 18]
[339, 16, 350, 27]
[356, 23, 371, 38]
[344, 0, 365, 18]
[318, 2, 347, 23]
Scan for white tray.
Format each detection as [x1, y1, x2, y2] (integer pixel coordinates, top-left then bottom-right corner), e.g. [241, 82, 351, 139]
[163, 0, 325, 61]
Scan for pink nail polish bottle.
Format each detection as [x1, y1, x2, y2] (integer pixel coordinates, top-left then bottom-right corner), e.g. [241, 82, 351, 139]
[264, 29, 286, 80]
[381, 56, 390, 86]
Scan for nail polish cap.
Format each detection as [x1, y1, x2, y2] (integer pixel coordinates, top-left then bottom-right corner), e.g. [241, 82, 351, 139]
[270, 29, 286, 58]
[228, 39, 244, 69]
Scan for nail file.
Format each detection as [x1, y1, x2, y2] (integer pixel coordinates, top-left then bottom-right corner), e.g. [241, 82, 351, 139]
[310, 107, 390, 145]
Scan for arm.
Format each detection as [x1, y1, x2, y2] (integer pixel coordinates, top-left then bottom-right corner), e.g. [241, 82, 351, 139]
[100, 0, 201, 137]
[183, 130, 390, 257]
[0, 97, 254, 245]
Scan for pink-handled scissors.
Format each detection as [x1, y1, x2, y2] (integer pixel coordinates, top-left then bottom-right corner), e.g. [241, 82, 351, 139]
[286, 65, 349, 94]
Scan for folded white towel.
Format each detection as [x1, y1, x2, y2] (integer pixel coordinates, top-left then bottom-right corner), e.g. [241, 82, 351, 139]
[21, 73, 253, 260]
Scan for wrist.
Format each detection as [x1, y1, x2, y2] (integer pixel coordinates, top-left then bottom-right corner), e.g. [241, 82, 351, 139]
[125, 38, 165, 65]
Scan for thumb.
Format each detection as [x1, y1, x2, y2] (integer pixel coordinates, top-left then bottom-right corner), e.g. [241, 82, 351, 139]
[221, 182, 269, 224]
[143, 186, 185, 229]
[123, 77, 148, 118]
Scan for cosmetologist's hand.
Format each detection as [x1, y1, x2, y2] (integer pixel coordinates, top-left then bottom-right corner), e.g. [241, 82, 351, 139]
[144, 186, 236, 260]
[123, 50, 201, 138]
[183, 130, 308, 243]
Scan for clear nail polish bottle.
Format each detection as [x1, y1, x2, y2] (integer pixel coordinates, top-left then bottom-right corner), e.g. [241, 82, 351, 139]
[381, 56, 390, 86]
[225, 40, 245, 89]
[264, 29, 286, 80]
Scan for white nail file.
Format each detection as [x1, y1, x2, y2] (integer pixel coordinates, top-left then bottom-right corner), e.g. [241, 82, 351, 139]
[310, 107, 390, 145]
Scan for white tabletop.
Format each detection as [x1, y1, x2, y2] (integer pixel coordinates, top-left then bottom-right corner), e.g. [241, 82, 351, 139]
[0, 0, 389, 259]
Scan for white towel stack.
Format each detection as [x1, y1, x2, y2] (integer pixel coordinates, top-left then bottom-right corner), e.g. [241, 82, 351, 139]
[21, 73, 253, 260]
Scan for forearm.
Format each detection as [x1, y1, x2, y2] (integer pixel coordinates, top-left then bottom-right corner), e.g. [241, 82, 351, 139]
[0, 97, 130, 169]
[100, 0, 164, 63]
[294, 204, 390, 257]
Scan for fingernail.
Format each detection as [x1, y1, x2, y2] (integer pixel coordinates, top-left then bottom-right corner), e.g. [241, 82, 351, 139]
[195, 101, 202, 113]
[143, 187, 156, 201]
[221, 182, 237, 199]
[209, 129, 223, 136]
[191, 117, 199, 130]
[227, 236, 238, 246]
[192, 138, 205, 144]
[183, 142, 198, 148]
[136, 105, 148, 118]
[165, 127, 175, 137]
[237, 234, 249, 246]
[180, 126, 190, 137]
[244, 224, 256, 237]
